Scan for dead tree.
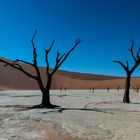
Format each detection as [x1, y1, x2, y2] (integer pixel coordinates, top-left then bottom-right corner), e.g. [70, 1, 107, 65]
[113, 40, 140, 103]
[136, 86, 139, 93]
[117, 86, 120, 91]
[92, 87, 94, 93]
[0, 30, 82, 108]
[107, 88, 110, 92]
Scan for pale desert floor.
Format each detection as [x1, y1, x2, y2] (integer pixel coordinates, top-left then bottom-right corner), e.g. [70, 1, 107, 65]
[0, 89, 140, 140]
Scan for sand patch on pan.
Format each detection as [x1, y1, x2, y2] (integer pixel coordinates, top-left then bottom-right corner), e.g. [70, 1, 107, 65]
[27, 119, 87, 140]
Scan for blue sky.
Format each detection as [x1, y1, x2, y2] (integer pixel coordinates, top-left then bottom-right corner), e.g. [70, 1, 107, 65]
[0, 0, 140, 76]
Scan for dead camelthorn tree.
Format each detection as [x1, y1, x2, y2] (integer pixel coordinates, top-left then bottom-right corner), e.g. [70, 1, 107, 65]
[113, 40, 140, 103]
[0, 30, 82, 108]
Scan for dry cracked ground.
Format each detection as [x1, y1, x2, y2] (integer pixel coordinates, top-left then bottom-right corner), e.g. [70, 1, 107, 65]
[0, 90, 140, 140]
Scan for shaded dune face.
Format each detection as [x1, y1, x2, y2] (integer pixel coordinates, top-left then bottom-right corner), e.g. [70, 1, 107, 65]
[0, 57, 139, 90]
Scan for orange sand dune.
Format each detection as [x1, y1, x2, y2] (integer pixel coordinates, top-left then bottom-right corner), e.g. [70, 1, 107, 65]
[0, 57, 139, 90]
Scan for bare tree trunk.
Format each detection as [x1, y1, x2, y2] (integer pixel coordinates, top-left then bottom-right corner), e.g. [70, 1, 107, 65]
[42, 76, 52, 107]
[40, 75, 58, 108]
[41, 89, 51, 107]
[123, 74, 131, 103]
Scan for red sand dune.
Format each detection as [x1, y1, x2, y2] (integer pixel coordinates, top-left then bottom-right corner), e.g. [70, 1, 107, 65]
[0, 57, 139, 90]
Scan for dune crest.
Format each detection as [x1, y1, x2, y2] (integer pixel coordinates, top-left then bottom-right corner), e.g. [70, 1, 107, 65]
[0, 57, 139, 90]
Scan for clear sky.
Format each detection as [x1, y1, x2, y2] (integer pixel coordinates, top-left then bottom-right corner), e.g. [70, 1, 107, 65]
[0, 0, 140, 76]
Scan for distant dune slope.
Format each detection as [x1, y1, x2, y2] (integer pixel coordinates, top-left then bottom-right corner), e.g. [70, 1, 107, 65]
[0, 57, 139, 90]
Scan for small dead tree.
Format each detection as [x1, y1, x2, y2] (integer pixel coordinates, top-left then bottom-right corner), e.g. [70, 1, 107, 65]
[136, 86, 139, 93]
[0, 30, 82, 108]
[117, 86, 120, 91]
[107, 88, 110, 92]
[113, 40, 140, 103]
[92, 87, 94, 93]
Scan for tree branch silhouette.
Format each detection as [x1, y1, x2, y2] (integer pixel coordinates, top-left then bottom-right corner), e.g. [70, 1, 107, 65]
[0, 30, 82, 108]
[113, 39, 140, 103]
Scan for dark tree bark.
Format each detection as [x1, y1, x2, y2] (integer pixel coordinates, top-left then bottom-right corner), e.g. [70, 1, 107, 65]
[0, 30, 82, 108]
[123, 74, 131, 103]
[113, 40, 140, 103]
